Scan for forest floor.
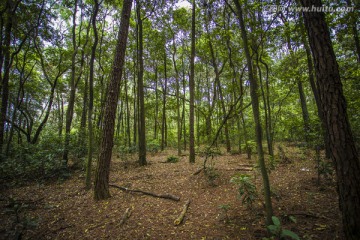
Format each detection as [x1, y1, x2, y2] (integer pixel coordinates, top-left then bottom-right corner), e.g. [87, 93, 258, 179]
[0, 144, 343, 240]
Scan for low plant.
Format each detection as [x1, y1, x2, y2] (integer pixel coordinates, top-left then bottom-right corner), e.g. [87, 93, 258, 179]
[204, 165, 219, 186]
[263, 216, 300, 240]
[166, 155, 179, 163]
[230, 173, 258, 209]
[218, 204, 231, 223]
[147, 139, 161, 153]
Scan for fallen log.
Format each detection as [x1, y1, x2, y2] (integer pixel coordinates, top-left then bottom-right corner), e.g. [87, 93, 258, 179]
[119, 207, 132, 226]
[174, 199, 191, 226]
[109, 184, 180, 202]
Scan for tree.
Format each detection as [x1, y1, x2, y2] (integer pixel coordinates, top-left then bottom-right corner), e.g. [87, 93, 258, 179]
[232, 0, 273, 225]
[94, 0, 132, 200]
[85, 0, 100, 190]
[300, 0, 360, 238]
[189, 0, 196, 163]
[136, 0, 147, 166]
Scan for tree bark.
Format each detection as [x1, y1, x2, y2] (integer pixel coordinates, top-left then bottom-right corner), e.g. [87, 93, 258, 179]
[300, 0, 360, 238]
[136, 1, 147, 166]
[161, 51, 167, 151]
[86, 0, 99, 190]
[233, 0, 273, 225]
[0, 0, 18, 156]
[299, 15, 330, 157]
[94, 0, 132, 200]
[189, 0, 196, 163]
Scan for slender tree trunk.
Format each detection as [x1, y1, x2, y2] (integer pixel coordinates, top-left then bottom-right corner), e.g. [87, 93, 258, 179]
[85, 0, 99, 190]
[207, 36, 231, 152]
[136, 1, 146, 166]
[154, 64, 158, 140]
[181, 57, 187, 151]
[94, 0, 132, 200]
[189, 0, 196, 163]
[57, 91, 64, 137]
[345, 0, 360, 62]
[125, 72, 131, 147]
[233, 0, 273, 225]
[297, 78, 310, 135]
[258, 57, 274, 156]
[284, 26, 311, 140]
[132, 58, 137, 147]
[63, 0, 79, 167]
[300, 0, 360, 238]
[161, 51, 168, 151]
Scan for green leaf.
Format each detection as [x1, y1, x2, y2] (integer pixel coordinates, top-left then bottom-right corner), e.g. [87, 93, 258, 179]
[289, 215, 297, 223]
[281, 229, 300, 240]
[267, 225, 279, 234]
[271, 216, 281, 226]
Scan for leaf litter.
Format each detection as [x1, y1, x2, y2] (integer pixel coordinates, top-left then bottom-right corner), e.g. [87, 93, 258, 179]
[0, 146, 343, 239]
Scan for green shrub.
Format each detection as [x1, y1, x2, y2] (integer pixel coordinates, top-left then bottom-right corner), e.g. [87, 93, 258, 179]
[166, 155, 179, 163]
[230, 174, 258, 209]
[147, 139, 160, 153]
[263, 216, 300, 240]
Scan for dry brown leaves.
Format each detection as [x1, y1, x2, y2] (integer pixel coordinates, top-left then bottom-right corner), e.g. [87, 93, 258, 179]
[0, 147, 343, 239]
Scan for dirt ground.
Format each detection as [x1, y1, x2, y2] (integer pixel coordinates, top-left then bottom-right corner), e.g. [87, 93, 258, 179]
[0, 145, 343, 240]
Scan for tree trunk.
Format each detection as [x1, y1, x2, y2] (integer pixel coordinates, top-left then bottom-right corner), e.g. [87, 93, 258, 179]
[171, 34, 182, 156]
[189, 0, 196, 163]
[300, 0, 360, 238]
[136, 1, 147, 166]
[86, 0, 99, 190]
[154, 64, 158, 140]
[207, 37, 231, 153]
[0, 0, 16, 156]
[233, 0, 273, 225]
[297, 78, 310, 136]
[299, 15, 330, 157]
[345, 0, 360, 63]
[63, 0, 79, 167]
[94, 0, 132, 200]
[161, 50, 168, 151]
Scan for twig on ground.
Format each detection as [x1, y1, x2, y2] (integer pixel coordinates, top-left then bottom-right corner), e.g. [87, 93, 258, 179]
[109, 184, 180, 201]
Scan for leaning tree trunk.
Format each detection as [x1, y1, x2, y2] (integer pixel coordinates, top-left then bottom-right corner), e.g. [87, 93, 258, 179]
[94, 0, 132, 200]
[300, 0, 360, 239]
[299, 16, 330, 157]
[233, 0, 273, 225]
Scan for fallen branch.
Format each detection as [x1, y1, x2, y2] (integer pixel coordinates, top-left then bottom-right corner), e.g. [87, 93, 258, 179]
[287, 212, 319, 218]
[224, 167, 253, 171]
[119, 207, 132, 226]
[109, 184, 180, 201]
[174, 199, 191, 226]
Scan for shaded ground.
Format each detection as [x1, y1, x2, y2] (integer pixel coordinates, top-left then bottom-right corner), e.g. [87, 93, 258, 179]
[0, 145, 343, 239]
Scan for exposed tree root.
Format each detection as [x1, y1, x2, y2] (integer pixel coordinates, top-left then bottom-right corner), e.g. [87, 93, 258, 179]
[109, 184, 180, 201]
